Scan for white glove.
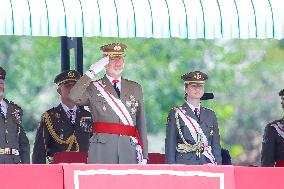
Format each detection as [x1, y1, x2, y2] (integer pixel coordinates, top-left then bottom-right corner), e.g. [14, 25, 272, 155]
[85, 56, 109, 78]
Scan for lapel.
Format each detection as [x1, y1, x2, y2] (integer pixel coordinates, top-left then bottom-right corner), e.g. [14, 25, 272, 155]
[199, 106, 208, 125]
[57, 104, 71, 124]
[75, 107, 82, 126]
[101, 75, 120, 98]
[120, 77, 130, 102]
[5, 99, 12, 117]
[181, 102, 199, 123]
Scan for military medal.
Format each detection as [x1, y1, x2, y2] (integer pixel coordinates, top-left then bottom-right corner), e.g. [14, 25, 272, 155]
[11, 108, 22, 124]
[126, 95, 138, 114]
[102, 106, 106, 111]
[55, 113, 60, 118]
[80, 117, 92, 132]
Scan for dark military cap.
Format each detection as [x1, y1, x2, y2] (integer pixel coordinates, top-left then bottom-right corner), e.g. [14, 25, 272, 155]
[181, 71, 208, 84]
[279, 89, 284, 98]
[54, 70, 80, 86]
[0, 66, 6, 80]
[100, 43, 127, 57]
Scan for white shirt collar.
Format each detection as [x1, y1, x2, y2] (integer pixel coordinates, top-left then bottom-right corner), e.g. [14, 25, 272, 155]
[186, 101, 200, 113]
[61, 102, 77, 113]
[106, 74, 122, 83]
[106, 74, 122, 91]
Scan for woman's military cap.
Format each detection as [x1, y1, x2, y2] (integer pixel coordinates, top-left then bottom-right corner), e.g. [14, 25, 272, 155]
[181, 71, 208, 84]
[100, 43, 127, 57]
[54, 70, 81, 86]
[279, 89, 284, 98]
[0, 66, 6, 80]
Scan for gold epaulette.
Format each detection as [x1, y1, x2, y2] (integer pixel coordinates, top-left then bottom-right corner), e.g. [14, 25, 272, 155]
[43, 112, 79, 152]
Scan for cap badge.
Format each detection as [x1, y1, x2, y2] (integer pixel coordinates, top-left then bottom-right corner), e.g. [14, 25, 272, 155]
[194, 73, 202, 80]
[55, 113, 61, 118]
[68, 71, 75, 78]
[114, 45, 121, 51]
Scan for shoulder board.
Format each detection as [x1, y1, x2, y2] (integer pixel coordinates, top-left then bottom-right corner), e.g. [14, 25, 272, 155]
[172, 106, 179, 110]
[44, 107, 62, 120]
[124, 78, 140, 85]
[170, 106, 181, 112]
[93, 77, 103, 82]
[9, 101, 22, 110]
[267, 119, 284, 127]
[202, 106, 214, 112]
[45, 107, 61, 117]
[77, 106, 87, 112]
[92, 77, 105, 84]
[46, 107, 57, 113]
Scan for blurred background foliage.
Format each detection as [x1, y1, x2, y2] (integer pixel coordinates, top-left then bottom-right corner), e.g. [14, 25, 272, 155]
[0, 36, 283, 166]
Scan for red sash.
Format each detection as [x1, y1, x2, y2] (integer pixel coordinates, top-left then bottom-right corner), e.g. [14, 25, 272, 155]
[275, 160, 284, 167]
[93, 122, 143, 149]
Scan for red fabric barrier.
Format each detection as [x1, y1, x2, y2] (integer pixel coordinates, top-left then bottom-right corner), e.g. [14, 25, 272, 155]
[147, 153, 165, 164]
[234, 166, 284, 189]
[52, 152, 165, 164]
[1, 164, 284, 189]
[0, 164, 63, 189]
[53, 152, 88, 164]
[63, 164, 235, 189]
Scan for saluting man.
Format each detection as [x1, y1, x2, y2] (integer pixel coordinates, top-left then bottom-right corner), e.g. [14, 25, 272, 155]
[261, 89, 284, 167]
[69, 43, 148, 164]
[32, 70, 92, 164]
[0, 66, 30, 164]
[165, 71, 222, 165]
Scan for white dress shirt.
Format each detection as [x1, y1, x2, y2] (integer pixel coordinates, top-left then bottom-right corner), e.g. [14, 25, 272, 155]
[0, 99, 8, 117]
[61, 102, 77, 121]
[186, 101, 200, 116]
[106, 74, 122, 91]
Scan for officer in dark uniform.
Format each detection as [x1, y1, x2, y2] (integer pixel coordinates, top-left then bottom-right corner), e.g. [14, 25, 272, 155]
[261, 89, 284, 167]
[32, 70, 92, 164]
[0, 66, 30, 164]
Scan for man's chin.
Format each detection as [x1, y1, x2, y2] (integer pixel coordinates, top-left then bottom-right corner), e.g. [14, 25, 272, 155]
[113, 70, 123, 75]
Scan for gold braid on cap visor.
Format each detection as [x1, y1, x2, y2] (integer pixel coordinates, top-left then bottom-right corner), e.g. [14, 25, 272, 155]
[103, 52, 125, 57]
[184, 81, 205, 84]
[57, 79, 78, 86]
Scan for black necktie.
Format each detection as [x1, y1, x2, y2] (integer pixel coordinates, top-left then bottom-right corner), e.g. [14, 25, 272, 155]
[112, 80, 120, 98]
[194, 108, 200, 123]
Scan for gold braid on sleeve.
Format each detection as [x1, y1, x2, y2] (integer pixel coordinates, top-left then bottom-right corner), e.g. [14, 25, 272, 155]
[43, 112, 79, 152]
